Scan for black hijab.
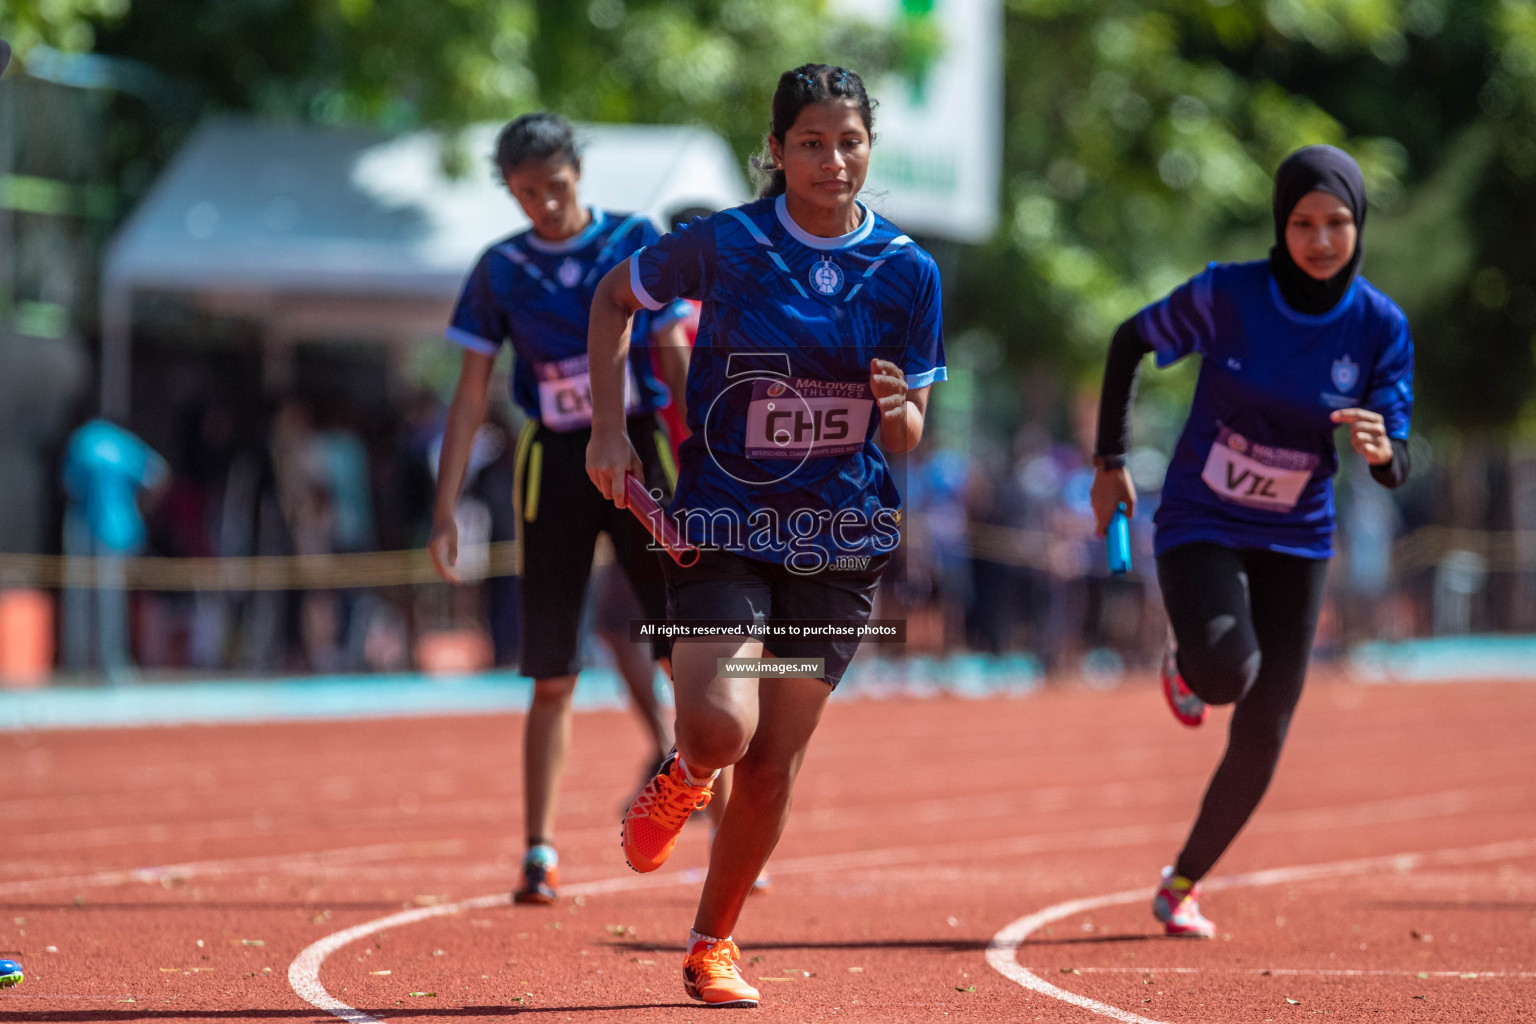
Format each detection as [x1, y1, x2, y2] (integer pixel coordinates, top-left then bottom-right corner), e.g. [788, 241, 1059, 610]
[1268, 145, 1366, 315]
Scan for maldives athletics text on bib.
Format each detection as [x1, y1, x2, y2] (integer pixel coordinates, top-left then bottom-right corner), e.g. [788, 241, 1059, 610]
[1200, 424, 1319, 512]
[535, 354, 640, 432]
[744, 378, 875, 459]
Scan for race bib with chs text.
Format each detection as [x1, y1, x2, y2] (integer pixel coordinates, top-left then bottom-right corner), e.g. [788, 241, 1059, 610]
[744, 378, 875, 459]
[535, 354, 639, 432]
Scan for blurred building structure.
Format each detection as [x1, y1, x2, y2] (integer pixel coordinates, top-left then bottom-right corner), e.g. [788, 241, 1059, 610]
[99, 118, 750, 420]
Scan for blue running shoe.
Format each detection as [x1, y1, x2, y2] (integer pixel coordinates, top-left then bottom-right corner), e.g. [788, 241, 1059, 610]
[513, 855, 559, 905]
[0, 959, 22, 988]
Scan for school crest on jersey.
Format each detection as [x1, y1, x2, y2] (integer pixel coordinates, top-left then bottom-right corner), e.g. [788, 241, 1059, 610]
[1331, 355, 1359, 394]
[557, 257, 583, 288]
[809, 257, 844, 296]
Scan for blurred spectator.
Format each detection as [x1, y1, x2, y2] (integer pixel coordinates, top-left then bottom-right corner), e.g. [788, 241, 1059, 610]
[376, 388, 444, 551]
[143, 404, 237, 668]
[464, 412, 521, 667]
[314, 402, 375, 554]
[60, 417, 168, 678]
[0, 329, 88, 556]
[891, 445, 976, 652]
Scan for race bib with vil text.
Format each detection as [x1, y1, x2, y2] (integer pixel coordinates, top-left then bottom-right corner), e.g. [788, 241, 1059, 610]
[1199, 425, 1319, 512]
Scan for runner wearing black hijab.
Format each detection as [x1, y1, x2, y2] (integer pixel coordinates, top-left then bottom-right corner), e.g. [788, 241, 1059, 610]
[1091, 145, 1414, 937]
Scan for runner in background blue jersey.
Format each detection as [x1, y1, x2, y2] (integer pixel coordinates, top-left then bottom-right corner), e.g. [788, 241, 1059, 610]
[586, 65, 944, 1008]
[1091, 146, 1414, 938]
[429, 112, 695, 906]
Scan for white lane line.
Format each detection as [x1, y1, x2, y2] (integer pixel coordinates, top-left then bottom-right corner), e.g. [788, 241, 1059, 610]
[284, 790, 1527, 1024]
[0, 783, 1504, 886]
[289, 871, 696, 1024]
[0, 839, 464, 897]
[985, 836, 1536, 1024]
[1021, 967, 1536, 979]
[288, 893, 508, 1024]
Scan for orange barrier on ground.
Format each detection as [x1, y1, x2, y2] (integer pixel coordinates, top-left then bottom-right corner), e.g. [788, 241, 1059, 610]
[0, 588, 53, 688]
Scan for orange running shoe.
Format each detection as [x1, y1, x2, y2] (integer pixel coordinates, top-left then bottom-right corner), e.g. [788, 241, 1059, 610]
[622, 750, 714, 873]
[682, 938, 759, 1008]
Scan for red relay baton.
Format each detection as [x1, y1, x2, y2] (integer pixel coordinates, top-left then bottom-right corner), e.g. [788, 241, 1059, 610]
[625, 473, 700, 568]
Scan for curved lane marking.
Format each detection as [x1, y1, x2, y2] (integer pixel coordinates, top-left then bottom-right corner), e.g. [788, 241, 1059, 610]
[289, 893, 507, 1024]
[985, 836, 1536, 1024]
[286, 795, 1533, 1023]
[288, 874, 689, 1024]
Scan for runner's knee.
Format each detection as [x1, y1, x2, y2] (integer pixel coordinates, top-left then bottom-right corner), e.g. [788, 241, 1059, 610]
[1177, 620, 1260, 706]
[675, 709, 752, 770]
[531, 676, 578, 702]
[729, 755, 798, 809]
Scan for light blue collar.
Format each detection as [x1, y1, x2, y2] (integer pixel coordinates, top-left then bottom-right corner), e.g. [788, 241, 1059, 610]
[774, 194, 874, 250]
[525, 208, 606, 253]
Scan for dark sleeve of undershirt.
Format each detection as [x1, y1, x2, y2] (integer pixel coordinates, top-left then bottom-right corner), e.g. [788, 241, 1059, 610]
[1095, 317, 1153, 457]
[1369, 437, 1411, 489]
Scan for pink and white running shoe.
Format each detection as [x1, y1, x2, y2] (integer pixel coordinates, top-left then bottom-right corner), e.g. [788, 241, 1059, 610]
[1160, 634, 1206, 727]
[1152, 866, 1216, 938]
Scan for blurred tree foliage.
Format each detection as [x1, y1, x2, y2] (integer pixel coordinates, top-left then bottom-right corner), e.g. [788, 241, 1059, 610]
[958, 0, 1536, 439]
[1, 0, 883, 164]
[1, 0, 129, 56]
[6, 0, 1536, 436]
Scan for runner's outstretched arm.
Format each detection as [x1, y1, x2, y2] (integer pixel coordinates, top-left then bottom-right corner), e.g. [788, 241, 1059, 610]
[1088, 317, 1149, 536]
[871, 357, 929, 454]
[587, 262, 645, 507]
[652, 321, 692, 438]
[428, 349, 495, 583]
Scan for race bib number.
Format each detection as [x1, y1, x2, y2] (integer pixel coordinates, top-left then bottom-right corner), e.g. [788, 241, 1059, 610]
[1200, 425, 1319, 512]
[744, 378, 875, 459]
[535, 355, 639, 431]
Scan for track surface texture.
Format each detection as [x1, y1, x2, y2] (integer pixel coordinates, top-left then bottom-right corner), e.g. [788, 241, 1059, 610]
[2, 674, 1534, 1022]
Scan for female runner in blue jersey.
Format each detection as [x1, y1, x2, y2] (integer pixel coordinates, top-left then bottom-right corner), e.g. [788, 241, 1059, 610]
[1091, 145, 1413, 938]
[429, 113, 700, 906]
[586, 65, 945, 1007]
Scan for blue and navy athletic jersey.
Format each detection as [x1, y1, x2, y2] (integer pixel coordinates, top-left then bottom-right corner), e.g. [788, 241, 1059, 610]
[447, 209, 690, 424]
[1139, 260, 1414, 559]
[630, 194, 946, 567]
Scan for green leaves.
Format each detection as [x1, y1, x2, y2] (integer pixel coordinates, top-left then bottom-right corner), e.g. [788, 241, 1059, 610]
[976, 1, 1399, 365]
[13, 0, 1536, 437]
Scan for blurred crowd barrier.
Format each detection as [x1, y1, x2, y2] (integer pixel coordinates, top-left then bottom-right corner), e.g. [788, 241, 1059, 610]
[0, 344, 1530, 686]
[2, 423, 1532, 687]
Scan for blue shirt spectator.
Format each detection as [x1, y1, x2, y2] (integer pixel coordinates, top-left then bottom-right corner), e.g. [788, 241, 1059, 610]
[63, 418, 168, 554]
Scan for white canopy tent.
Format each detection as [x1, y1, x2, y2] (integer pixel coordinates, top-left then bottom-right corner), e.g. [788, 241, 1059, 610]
[99, 118, 750, 417]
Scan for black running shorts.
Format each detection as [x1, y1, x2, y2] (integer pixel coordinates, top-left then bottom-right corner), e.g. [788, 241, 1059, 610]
[662, 548, 890, 688]
[514, 413, 674, 678]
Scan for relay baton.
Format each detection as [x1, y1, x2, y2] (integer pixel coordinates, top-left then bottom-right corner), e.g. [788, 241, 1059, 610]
[625, 473, 700, 568]
[1107, 502, 1132, 576]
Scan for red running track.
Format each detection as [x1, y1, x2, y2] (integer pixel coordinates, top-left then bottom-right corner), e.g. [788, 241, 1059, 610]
[1, 673, 1534, 1022]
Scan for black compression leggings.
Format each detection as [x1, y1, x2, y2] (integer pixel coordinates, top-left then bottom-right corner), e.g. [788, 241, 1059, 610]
[1156, 542, 1330, 882]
